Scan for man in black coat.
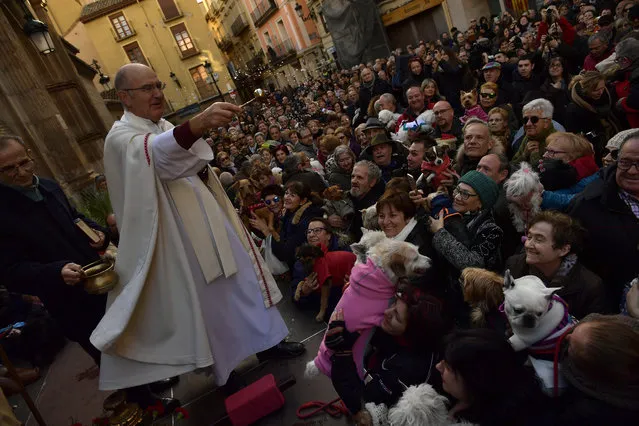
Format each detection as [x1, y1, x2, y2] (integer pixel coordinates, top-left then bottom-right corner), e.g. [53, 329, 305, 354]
[0, 136, 108, 365]
[567, 135, 639, 312]
[357, 67, 393, 126]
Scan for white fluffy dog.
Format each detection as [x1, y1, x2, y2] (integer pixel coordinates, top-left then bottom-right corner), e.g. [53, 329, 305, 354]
[504, 162, 543, 233]
[363, 383, 477, 426]
[392, 110, 435, 146]
[378, 109, 402, 132]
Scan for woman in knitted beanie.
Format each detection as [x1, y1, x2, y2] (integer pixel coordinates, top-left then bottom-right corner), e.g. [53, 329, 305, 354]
[429, 170, 503, 325]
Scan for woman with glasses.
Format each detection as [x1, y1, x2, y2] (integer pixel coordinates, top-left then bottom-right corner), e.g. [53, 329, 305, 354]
[429, 171, 503, 324]
[539, 132, 600, 211]
[541, 57, 571, 126]
[250, 181, 324, 270]
[290, 218, 353, 315]
[555, 314, 639, 425]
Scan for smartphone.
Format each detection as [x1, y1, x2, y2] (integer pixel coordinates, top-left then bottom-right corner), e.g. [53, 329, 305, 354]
[74, 218, 101, 244]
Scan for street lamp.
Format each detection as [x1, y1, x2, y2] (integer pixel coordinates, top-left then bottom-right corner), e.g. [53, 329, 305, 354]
[202, 60, 225, 101]
[169, 71, 182, 88]
[294, 2, 315, 22]
[91, 59, 111, 90]
[17, 0, 55, 54]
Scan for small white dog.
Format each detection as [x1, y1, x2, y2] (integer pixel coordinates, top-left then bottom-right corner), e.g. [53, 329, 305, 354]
[351, 228, 386, 264]
[503, 270, 574, 352]
[392, 110, 435, 146]
[378, 109, 402, 132]
[361, 205, 380, 231]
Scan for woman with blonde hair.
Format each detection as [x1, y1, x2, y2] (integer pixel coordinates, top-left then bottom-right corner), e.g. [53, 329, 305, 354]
[420, 78, 444, 109]
[487, 107, 512, 155]
[566, 71, 621, 162]
[539, 132, 600, 210]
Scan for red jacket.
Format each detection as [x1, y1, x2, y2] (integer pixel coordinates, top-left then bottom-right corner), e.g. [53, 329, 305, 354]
[536, 17, 576, 46]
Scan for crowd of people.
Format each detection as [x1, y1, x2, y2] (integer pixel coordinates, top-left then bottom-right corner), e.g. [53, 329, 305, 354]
[204, 0, 639, 424]
[0, 0, 638, 425]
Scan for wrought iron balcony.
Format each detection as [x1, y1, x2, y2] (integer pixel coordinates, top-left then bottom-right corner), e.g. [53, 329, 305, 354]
[231, 15, 249, 37]
[217, 36, 233, 52]
[250, 0, 278, 28]
[267, 39, 296, 63]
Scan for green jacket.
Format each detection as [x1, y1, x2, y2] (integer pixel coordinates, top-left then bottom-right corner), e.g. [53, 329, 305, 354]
[511, 125, 556, 165]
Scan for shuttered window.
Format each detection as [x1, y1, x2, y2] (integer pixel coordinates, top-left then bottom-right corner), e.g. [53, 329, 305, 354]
[110, 12, 133, 40]
[157, 0, 181, 21]
[190, 66, 217, 99]
[123, 42, 148, 66]
[171, 23, 198, 57]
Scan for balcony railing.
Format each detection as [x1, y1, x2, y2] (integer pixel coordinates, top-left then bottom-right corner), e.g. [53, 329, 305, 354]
[217, 36, 233, 52]
[268, 39, 296, 63]
[231, 15, 249, 37]
[250, 0, 278, 28]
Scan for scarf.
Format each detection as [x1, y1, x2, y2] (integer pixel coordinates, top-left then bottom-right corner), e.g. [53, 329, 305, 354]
[392, 218, 418, 242]
[571, 83, 620, 138]
[363, 74, 376, 91]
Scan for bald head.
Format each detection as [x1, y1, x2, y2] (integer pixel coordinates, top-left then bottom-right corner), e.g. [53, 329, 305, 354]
[114, 63, 154, 91]
[115, 63, 165, 122]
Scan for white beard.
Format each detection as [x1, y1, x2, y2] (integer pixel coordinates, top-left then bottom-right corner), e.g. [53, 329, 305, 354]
[508, 192, 542, 233]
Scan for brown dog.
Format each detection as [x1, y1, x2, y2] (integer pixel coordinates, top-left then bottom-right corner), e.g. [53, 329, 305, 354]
[461, 267, 505, 327]
[231, 179, 279, 240]
[295, 244, 356, 322]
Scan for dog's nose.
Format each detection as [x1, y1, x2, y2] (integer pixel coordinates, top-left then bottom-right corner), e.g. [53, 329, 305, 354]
[522, 314, 536, 328]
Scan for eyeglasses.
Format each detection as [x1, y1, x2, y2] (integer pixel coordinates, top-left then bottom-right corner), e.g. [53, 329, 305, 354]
[264, 196, 280, 205]
[480, 92, 497, 99]
[453, 187, 478, 201]
[306, 227, 326, 235]
[0, 158, 34, 176]
[524, 116, 545, 124]
[550, 62, 563, 68]
[121, 81, 166, 94]
[433, 108, 451, 116]
[544, 148, 567, 157]
[603, 148, 619, 160]
[617, 158, 639, 171]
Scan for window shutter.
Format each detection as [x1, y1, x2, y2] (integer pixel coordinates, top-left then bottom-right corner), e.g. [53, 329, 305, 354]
[158, 0, 181, 21]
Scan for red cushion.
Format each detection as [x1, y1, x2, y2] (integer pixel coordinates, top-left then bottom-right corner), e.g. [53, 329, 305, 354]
[224, 374, 285, 426]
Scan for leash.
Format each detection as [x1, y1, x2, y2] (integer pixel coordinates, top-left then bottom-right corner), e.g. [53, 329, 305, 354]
[296, 398, 349, 420]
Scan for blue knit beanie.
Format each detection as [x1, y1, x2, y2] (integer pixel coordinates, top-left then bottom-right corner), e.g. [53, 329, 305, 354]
[458, 170, 499, 210]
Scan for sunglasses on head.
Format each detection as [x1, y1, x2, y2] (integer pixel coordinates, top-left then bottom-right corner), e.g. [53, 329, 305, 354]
[480, 92, 497, 99]
[264, 196, 280, 205]
[603, 148, 619, 160]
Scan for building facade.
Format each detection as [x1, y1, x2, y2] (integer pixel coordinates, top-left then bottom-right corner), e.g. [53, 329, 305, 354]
[66, 0, 236, 120]
[0, 0, 114, 195]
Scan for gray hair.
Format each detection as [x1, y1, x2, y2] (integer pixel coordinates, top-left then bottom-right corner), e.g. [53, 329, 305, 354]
[588, 32, 610, 45]
[620, 129, 639, 151]
[282, 154, 302, 173]
[616, 38, 639, 62]
[379, 93, 397, 106]
[522, 98, 554, 118]
[462, 117, 492, 137]
[504, 162, 541, 198]
[0, 135, 25, 151]
[333, 145, 356, 163]
[354, 160, 381, 184]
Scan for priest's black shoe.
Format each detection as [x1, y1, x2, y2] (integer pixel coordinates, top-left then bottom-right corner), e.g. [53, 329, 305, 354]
[148, 376, 180, 393]
[257, 341, 305, 361]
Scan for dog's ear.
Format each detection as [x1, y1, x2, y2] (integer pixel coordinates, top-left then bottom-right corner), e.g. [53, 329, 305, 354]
[503, 270, 515, 290]
[389, 252, 407, 277]
[361, 227, 369, 234]
[351, 243, 367, 257]
[543, 286, 562, 300]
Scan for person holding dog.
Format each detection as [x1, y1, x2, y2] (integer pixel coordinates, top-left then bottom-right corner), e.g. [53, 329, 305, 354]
[505, 211, 607, 320]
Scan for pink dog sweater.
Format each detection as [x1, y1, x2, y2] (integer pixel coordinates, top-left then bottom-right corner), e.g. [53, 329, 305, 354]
[314, 258, 396, 378]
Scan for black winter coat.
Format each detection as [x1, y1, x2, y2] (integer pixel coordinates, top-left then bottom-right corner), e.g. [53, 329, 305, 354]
[0, 179, 107, 346]
[506, 253, 608, 319]
[357, 78, 393, 125]
[272, 202, 325, 269]
[567, 166, 639, 311]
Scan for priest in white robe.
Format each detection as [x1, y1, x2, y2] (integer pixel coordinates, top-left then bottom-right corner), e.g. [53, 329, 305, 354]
[91, 64, 303, 396]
